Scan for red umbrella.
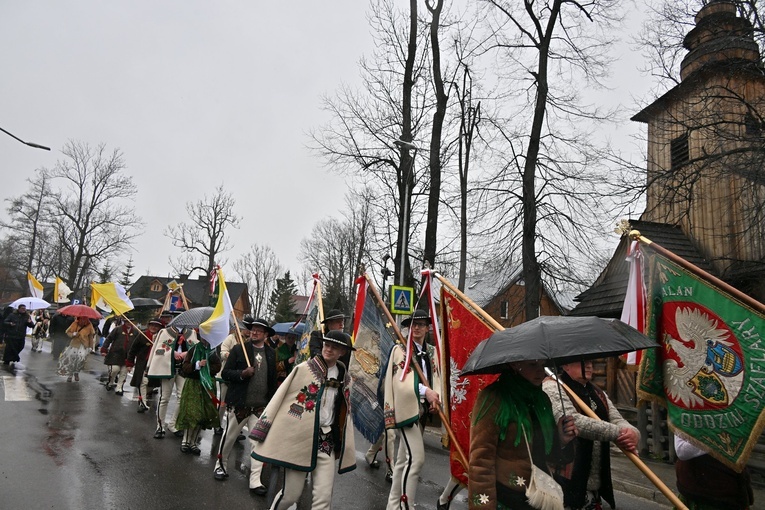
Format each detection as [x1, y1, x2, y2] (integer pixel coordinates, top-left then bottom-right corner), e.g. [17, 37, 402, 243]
[58, 304, 103, 320]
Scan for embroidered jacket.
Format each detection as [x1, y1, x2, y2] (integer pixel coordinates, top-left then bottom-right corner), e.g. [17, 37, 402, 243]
[250, 355, 356, 474]
[146, 328, 196, 379]
[383, 342, 442, 429]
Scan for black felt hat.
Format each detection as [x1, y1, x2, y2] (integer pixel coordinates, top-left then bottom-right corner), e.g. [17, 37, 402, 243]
[249, 317, 275, 336]
[322, 330, 355, 351]
[321, 309, 347, 323]
[401, 308, 430, 328]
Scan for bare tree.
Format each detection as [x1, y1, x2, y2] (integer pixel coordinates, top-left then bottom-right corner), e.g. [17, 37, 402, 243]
[48, 141, 142, 290]
[233, 244, 283, 318]
[2, 168, 53, 276]
[479, 0, 630, 319]
[165, 185, 241, 290]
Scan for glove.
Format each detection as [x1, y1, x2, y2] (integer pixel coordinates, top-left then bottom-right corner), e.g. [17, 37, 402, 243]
[125, 360, 134, 368]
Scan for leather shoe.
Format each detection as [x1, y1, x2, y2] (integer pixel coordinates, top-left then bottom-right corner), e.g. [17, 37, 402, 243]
[153, 429, 165, 439]
[237, 434, 246, 441]
[214, 427, 224, 436]
[190, 445, 201, 455]
[385, 469, 393, 483]
[214, 467, 228, 480]
[437, 502, 449, 510]
[180, 443, 191, 454]
[137, 403, 148, 413]
[115, 390, 123, 396]
[250, 486, 267, 496]
[174, 430, 184, 438]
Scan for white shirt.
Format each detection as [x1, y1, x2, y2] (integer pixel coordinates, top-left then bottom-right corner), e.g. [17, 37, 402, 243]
[320, 365, 340, 432]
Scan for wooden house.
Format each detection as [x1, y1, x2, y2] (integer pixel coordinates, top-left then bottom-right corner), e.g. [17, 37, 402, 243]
[129, 274, 251, 319]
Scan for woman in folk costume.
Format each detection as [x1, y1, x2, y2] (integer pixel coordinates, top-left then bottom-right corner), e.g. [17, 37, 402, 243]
[175, 332, 221, 455]
[468, 360, 577, 510]
[542, 360, 639, 510]
[146, 325, 194, 438]
[101, 318, 140, 394]
[250, 330, 356, 510]
[383, 309, 443, 510]
[58, 316, 96, 382]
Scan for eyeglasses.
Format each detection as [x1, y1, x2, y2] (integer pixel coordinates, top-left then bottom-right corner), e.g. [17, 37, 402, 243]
[410, 322, 429, 328]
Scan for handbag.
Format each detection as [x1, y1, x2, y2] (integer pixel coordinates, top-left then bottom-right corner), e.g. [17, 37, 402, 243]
[521, 424, 565, 510]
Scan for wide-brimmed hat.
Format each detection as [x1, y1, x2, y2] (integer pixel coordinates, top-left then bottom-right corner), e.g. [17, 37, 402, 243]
[147, 319, 164, 328]
[322, 330, 355, 351]
[242, 315, 255, 328]
[249, 317, 275, 336]
[321, 309, 347, 324]
[401, 309, 430, 328]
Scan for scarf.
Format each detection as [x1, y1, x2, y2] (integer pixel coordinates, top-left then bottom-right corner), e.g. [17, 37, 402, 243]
[192, 343, 216, 393]
[474, 370, 556, 453]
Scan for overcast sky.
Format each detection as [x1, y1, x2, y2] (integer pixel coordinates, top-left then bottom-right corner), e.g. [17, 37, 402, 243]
[1, 1, 654, 284]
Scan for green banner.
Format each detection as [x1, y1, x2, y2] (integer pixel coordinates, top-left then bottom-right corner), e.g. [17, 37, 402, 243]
[637, 250, 765, 471]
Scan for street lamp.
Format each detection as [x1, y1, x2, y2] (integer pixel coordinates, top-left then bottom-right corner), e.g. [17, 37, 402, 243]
[0, 126, 50, 151]
[393, 139, 419, 289]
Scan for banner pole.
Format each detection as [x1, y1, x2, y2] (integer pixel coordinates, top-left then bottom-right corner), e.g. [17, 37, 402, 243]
[363, 272, 469, 471]
[632, 230, 765, 315]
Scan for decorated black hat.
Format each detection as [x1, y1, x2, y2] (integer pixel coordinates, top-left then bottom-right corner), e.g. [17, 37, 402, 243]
[401, 308, 430, 328]
[147, 318, 164, 328]
[242, 315, 255, 328]
[322, 330, 355, 351]
[249, 317, 275, 336]
[321, 309, 347, 324]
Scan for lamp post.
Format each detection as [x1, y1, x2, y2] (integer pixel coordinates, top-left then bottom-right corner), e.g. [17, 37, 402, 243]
[393, 139, 418, 290]
[0, 126, 50, 151]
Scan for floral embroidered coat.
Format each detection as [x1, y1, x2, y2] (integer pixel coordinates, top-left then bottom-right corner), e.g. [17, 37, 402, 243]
[250, 355, 356, 473]
[383, 342, 442, 429]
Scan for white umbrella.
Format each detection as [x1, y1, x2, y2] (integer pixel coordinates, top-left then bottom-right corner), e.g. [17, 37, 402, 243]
[9, 296, 50, 310]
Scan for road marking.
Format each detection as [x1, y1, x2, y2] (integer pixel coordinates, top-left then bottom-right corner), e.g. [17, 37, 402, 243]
[1, 376, 35, 401]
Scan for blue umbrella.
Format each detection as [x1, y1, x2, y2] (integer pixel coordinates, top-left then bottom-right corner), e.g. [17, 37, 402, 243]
[271, 322, 305, 336]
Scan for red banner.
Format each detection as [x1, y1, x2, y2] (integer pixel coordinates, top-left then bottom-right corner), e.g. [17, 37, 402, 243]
[441, 286, 497, 484]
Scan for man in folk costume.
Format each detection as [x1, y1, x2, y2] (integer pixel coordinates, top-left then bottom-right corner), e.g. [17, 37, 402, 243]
[309, 308, 347, 358]
[214, 317, 277, 496]
[126, 319, 163, 413]
[101, 318, 140, 395]
[215, 315, 254, 435]
[251, 330, 357, 510]
[146, 324, 194, 438]
[384, 308, 442, 510]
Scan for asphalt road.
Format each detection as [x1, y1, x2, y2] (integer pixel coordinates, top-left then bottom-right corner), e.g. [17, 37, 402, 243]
[0, 339, 671, 510]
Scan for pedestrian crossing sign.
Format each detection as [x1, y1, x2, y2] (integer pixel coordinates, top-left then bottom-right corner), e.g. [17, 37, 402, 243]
[390, 286, 414, 315]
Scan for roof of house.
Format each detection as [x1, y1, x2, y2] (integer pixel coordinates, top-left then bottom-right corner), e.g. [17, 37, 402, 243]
[570, 220, 713, 317]
[129, 275, 249, 310]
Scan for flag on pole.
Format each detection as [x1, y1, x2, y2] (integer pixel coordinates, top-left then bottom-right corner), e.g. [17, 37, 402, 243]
[349, 274, 398, 443]
[54, 277, 72, 304]
[620, 240, 647, 365]
[91, 282, 134, 316]
[27, 272, 44, 299]
[295, 273, 322, 364]
[199, 268, 234, 349]
[399, 269, 443, 381]
[637, 243, 765, 471]
[441, 284, 498, 485]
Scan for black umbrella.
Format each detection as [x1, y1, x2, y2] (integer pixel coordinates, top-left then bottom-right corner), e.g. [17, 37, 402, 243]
[166, 307, 239, 329]
[461, 316, 657, 376]
[130, 297, 163, 309]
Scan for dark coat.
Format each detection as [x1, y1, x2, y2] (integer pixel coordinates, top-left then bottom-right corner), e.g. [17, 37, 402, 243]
[3, 311, 33, 341]
[222, 342, 277, 408]
[127, 329, 155, 387]
[102, 324, 140, 366]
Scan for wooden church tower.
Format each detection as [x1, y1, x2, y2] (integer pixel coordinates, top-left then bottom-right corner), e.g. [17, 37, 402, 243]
[632, 0, 765, 300]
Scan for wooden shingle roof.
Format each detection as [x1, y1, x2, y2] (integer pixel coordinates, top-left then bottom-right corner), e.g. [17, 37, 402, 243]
[570, 220, 713, 317]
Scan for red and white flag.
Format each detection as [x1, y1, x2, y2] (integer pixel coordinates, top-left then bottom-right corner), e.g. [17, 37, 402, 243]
[620, 240, 646, 365]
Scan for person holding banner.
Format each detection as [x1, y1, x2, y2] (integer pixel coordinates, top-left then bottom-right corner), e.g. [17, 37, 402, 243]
[383, 309, 442, 510]
[469, 360, 577, 510]
[675, 435, 754, 510]
[543, 360, 638, 510]
[250, 330, 356, 510]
